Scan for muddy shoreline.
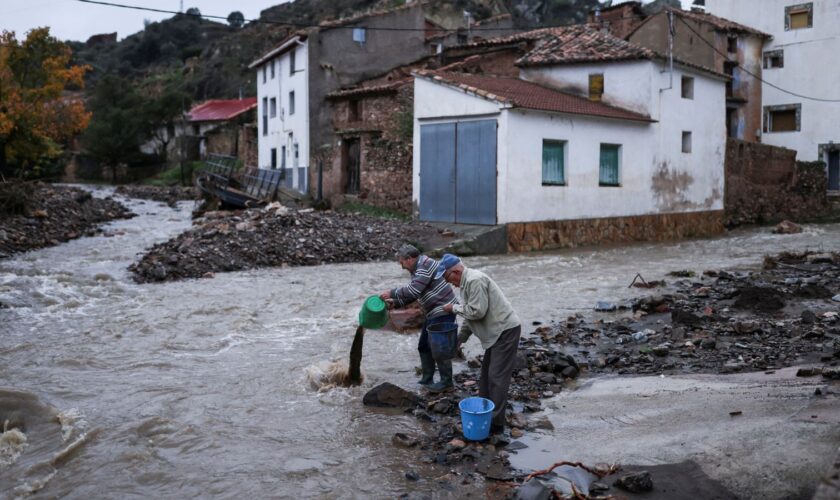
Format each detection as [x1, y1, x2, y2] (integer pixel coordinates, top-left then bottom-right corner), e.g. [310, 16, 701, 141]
[0, 183, 134, 259]
[113, 185, 198, 208]
[371, 250, 840, 498]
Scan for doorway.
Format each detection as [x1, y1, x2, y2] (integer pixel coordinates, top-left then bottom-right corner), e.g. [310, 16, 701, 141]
[343, 138, 360, 194]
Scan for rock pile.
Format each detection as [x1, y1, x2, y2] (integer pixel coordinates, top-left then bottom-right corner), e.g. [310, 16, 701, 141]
[129, 205, 441, 283]
[0, 183, 134, 259]
[114, 185, 198, 208]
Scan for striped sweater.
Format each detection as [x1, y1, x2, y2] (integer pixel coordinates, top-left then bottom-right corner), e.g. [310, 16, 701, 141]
[390, 255, 457, 319]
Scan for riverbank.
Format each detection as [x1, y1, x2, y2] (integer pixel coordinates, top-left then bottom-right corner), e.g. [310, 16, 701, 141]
[0, 182, 134, 259]
[129, 204, 444, 283]
[372, 250, 840, 498]
[113, 184, 198, 208]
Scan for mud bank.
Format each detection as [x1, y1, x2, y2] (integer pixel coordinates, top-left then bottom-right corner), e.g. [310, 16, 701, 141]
[0, 183, 134, 259]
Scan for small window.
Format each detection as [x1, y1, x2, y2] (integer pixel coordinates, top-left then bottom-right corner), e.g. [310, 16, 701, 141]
[599, 144, 620, 186]
[727, 36, 738, 54]
[290, 48, 296, 75]
[270, 60, 275, 79]
[763, 50, 784, 69]
[682, 131, 692, 153]
[352, 28, 366, 45]
[289, 91, 295, 115]
[542, 140, 566, 185]
[294, 143, 300, 168]
[681, 76, 694, 99]
[262, 97, 268, 136]
[765, 104, 800, 132]
[269, 97, 277, 118]
[271, 148, 277, 169]
[457, 34, 468, 45]
[262, 65, 267, 84]
[281, 145, 286, 169]
[786, 3, 813, 30]
[430, 43, 442, 55]
[589, 74, 604, 102]
[348, 99, 361, 122]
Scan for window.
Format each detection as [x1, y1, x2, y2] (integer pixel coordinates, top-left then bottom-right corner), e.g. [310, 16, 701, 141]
[589, 74, 604, 102]
[289, 91, 295, 115]
[281, 145, 286, 169]
[348, 99, 361, 122]
[271, 148, 277, 169]
[681, 76, 694, 99]
[542, 140, 566, 185]
[430, 43, 442, 55]
[262, 97, 268, 136]
[262, 65, 267, 84]
[290, 48, 296, 75]
[682, 131, 692, 153]
[293, 143, 300, 168]
[457, 34, 468, 45]
[269, 97, 277, 118]
[785, 3, 813, 30]
[763, 50, 784, 69]
[352, 28, 366, 45]
[764, 104, 801, 132]
[270, 60, 275, 79]
[724, 61, 737, 97]
[599, 144, 620, 186]
[727, 36, 738, 54]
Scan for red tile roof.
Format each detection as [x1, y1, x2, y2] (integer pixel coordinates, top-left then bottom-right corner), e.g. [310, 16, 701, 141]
[187, 98, 257, 122]
[414, 71, 654, 123]
[667, 7, 770, 38]
[516, 25, 657, 67]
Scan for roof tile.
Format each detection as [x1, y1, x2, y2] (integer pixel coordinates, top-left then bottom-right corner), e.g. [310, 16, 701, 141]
[187, 98, 257, 122]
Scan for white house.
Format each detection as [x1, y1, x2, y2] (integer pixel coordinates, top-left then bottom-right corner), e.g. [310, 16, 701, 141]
[704, 0, 840, 190]
[249, 34, 310, 193]
[412, 26, 728, 251]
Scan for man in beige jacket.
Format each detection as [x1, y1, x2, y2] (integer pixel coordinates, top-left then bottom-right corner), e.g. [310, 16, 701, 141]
[440, 254, 521, 434]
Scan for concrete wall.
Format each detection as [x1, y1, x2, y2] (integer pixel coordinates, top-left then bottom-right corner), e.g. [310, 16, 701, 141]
[705, 0, 840, 161]
[724, 138, 830, 226]
[255, 39, 309, 190]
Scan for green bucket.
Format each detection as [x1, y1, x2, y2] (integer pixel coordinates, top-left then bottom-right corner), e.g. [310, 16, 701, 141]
[359, 295, 389, 329]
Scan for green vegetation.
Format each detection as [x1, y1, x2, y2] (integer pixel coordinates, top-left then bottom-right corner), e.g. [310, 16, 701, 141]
[142, 161, 203, 186]
[337, 201, 410, 221]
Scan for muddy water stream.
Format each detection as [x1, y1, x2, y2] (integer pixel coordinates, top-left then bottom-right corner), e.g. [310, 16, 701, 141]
[2, 187, 839, 498]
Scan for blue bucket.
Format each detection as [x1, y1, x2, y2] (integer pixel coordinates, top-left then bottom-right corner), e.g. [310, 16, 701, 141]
[459, 397, 495, 441]
[427, 322, 458, 361]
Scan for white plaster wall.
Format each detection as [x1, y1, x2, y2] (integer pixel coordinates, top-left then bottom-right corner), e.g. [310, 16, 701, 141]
[257, 41, 309, 184]
[520, 61, 656, 116]
[705, 0, 840, 160]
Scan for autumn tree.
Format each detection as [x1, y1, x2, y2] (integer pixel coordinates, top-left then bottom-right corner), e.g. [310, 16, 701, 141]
[0, 28, 91, 178]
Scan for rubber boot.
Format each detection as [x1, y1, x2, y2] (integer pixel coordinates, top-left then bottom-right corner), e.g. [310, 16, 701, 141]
[418, 351, 436, 386]
[427, 358, 453, 393]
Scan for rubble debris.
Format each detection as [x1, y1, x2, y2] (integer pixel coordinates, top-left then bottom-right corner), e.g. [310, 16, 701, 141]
[362, 383, 420, 409]
[614, 470, 653, 493]
[773, 220, 803, 234]
[114, 185, 198, 208]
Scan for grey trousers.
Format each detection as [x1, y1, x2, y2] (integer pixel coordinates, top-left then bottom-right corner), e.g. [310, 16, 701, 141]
[479, 325, 521, 430]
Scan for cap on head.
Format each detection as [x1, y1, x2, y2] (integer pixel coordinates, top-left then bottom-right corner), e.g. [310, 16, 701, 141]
[396, 243, 420, 260]
[434, 253, 461, 279]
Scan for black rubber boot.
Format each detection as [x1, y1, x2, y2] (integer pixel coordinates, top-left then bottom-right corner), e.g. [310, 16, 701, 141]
[427, 358, 453, 393]
[418, 351, 436, 386]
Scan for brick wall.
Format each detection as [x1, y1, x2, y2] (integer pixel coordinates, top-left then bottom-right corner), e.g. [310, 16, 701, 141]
[725, 139, 829, 226]
[507, 211, 725, 252]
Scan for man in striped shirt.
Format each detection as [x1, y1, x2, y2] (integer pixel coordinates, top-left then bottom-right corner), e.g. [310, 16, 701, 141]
[380, 244, 458, 392]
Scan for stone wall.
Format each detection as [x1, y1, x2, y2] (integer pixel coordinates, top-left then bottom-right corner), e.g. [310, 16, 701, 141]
[238, 124, 258, 167]
[358, 136, 413, 213]
[725, 139, 829, 226]
[507, 211, 725, 253]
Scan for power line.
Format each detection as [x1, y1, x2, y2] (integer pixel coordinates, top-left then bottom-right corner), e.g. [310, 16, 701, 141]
[675, 15, 840, 103]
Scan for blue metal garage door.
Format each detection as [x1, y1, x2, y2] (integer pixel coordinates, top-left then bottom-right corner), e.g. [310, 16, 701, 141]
[419, 120, 497, 225]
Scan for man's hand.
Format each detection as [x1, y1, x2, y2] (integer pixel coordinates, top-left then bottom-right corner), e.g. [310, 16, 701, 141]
[443, 303, 454, 314]
[379, 290, 391, 301]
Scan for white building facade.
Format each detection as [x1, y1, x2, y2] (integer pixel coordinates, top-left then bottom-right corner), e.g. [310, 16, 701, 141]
[412, 58, 727, 250]
[250, 35, 310, 193]
[704, 0, 840, 190]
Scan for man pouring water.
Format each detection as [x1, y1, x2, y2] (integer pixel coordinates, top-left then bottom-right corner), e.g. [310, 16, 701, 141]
[439, 254, 521, 434]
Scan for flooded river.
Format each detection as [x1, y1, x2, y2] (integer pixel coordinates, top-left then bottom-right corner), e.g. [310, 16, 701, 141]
[2, 187, 839, 498]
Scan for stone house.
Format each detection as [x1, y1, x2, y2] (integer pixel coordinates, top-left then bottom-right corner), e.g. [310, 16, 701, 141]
[703, 0, 840, 192]
[248, 2, 493, 196]
[412, 26, 729, 251]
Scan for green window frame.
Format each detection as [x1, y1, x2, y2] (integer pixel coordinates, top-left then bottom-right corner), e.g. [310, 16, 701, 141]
[599, 144, 620, 186]
[542, 140, 566, 185]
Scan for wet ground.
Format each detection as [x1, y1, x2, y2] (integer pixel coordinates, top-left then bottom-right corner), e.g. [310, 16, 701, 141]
[1, 186, 840, 498]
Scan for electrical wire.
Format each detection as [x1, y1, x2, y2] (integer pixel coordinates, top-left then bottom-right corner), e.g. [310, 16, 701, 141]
[675, 14, 840, 103]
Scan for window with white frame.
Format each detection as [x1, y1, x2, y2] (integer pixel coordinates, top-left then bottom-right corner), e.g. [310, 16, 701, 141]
[763, 50, 784, 69]
[270, 60, 275, 79]
[542, 140, 566, 185]
[269, 98, 277, 118]
[786, 3, 813, 30]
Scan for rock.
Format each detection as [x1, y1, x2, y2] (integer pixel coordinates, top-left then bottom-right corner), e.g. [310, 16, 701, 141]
[362, 383, 420, 409]
[590, 481, 610, 494]
[672, 308, 703, 326]
[405, 470, 420, 481]
[734, 287, 785, 312]
[802, 310, 818, 324]
[595, 301, 617, 312]
[516, 478, 552, 500]
[561, 366, 579, 379]
[614, 471, 653, 493]
[833, 295, 840, 303]
[510, 428, 524, 438]
[430, 398, 454, 414]
[797, 367, 822, 377]
[32, 209, 48, 218]
[773, 220, 802, 234]
[701, 338, 717, 350]
[822, 368, 840, 380]
[652, 344, 670, 357]
[448, 438, 466, 449]
[392, 433, 419, 448]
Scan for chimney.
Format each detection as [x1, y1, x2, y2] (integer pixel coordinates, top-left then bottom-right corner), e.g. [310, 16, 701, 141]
[692, 0, 706, 13]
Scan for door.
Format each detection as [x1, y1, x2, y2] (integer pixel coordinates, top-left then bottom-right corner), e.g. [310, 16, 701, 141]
[344, 138, 360, 194]
[419, 120, 497, 225]
[829, 150, 840, 191]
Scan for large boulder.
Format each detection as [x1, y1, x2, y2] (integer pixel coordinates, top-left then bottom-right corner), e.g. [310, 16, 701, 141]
[362, 383, 419, 409]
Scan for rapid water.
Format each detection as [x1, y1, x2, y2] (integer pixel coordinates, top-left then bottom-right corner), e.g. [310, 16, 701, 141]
[2, 187, 838, 498]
